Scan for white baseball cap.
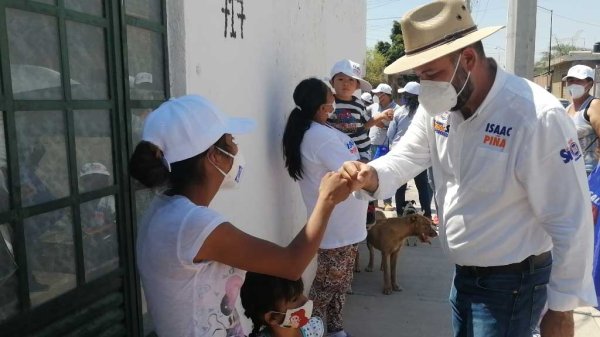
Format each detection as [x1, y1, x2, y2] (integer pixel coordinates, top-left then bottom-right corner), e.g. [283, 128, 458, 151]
[562, 65, 595, 81]
[80, 162, 110, 177]
[330, 59, 373, 92]
[142, 95, 256, 169]
[398, 81, 420, 95]
[361, 92, 373, 103]
[372, 83, 393, 95]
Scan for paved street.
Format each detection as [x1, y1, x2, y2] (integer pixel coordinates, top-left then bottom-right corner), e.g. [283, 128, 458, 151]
[344, 180, 453, 337]
[342, 180, 600, 337]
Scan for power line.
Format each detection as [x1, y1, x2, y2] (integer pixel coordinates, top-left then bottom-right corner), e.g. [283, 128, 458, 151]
[552, 13, 600, 29]
[367, 16, 399, 21]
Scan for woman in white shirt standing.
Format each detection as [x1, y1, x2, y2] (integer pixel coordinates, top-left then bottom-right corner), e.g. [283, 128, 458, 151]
[282, 78, 367, 337]
[129, 95, 351, 337]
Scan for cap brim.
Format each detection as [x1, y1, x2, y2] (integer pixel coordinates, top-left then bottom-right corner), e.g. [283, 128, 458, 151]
[384, 26, 505, 75]
[562, 75, 588, 81]
[357, 78, 372, 92]
[397, 88, 406, 93]
[226, 117, 256, 135]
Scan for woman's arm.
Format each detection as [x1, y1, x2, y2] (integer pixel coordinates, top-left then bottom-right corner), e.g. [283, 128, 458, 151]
[195, 172, 350, 280]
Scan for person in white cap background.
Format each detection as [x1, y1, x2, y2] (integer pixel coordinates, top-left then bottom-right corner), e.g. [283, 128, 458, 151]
[79, 162, 118, 275]
[386, 82, 432, 220]
[129, 95, 352, 337]
[369, 83, 398, 211]
[339, 1, 596, 337]
[282, 78, 368, 337]
[563, 64, 600, 174]
[360, 92, 373, 106]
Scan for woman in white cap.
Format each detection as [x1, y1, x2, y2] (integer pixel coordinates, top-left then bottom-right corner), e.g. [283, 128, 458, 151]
[387, 82, 432, 219]
[129, 95, 351, 337]
[563, 64, 600, 173]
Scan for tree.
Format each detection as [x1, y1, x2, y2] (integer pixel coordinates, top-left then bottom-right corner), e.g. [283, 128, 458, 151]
[374, 21, 405, 66]
[534, 42, 588, 75]
[364, 48, 387, 86]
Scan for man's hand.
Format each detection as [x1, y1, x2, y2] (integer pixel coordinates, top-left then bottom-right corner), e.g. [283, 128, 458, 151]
[540, 310, 574, 337]
[374, 109, 393, 123]
[318, 172, 352, 205]
[338, 161, 379, 192]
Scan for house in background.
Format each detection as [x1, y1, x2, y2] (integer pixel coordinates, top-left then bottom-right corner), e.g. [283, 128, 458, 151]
[533, 45, 600, 99]
[0, 1, 366, 336]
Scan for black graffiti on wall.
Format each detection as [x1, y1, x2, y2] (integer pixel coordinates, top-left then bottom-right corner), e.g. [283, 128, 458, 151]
[221, 0, 246, 39]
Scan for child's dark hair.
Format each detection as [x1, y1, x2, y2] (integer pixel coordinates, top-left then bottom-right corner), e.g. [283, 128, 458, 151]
[129, 135, 230, 193]
[240, 272, 304, 337]
[282, 78, 330, 181]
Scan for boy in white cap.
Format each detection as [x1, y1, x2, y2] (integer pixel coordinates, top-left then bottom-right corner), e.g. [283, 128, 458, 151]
[562, 64, 600, 174]
[339, 1, 596, 336]
[327, 59, 390, 162]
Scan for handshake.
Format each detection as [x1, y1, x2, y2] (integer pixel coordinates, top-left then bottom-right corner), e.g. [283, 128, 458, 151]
[318, 161, 379, 205]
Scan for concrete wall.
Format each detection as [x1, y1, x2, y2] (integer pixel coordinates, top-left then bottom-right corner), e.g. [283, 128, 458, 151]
[168, 0, 366, 245]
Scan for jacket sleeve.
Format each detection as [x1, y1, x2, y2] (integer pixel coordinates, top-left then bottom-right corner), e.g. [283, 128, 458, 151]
[387, 115, 398, 146]
[355, 107, 432, 200]
[516, 107, 597, 310]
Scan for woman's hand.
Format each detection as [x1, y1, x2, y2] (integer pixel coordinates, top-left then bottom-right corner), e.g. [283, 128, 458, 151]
[318, 172, 352, 205]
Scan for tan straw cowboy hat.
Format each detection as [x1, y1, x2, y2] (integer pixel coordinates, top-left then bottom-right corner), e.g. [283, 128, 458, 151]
[384, 0, 504, 74]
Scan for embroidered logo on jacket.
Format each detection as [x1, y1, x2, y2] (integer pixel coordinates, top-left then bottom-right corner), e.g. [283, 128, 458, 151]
[482, 123, 512, 150]
[433, 120, 450, 137]
[346, 140, 358, 155]
[560, 138, 582, 163]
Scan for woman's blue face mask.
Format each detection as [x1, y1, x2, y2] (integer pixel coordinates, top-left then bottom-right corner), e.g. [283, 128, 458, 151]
[399, 96, 408, 105]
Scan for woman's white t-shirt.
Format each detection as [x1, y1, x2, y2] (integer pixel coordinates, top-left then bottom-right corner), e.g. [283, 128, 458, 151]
[137, 194, 246, 337]
[299, 122, 368, 249]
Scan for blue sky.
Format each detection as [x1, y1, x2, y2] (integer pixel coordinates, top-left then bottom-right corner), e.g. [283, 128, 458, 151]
[367, 0, 600, 68]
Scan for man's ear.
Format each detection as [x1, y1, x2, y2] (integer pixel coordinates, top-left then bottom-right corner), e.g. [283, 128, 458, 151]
[462, 47, 478, 70]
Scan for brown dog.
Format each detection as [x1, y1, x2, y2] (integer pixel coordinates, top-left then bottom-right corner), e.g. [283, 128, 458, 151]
[366, 212, 438, 294]
[353, 210, 387, 273]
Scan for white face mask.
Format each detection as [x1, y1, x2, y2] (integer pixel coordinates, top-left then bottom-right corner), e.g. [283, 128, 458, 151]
[567, 84, 587, 99]
[212, 147, 245, 189]
[373, 95, 380, 104]
[326, 101, 337, 119]
[419, 53, 471, 117]
[271, 300, 313, 329]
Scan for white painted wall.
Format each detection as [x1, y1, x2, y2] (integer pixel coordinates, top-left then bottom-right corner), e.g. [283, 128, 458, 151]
[168, 1, 366, 248]
[164, 1, 366, 333]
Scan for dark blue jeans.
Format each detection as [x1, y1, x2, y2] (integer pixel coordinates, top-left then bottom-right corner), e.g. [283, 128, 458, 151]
[395, 170, 431, 217]
[450, 256, 552, 337]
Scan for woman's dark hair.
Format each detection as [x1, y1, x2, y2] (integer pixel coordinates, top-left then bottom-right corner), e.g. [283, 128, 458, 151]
[405, 93, 420, 116]
[240, 272, 304, 337]
[129, 135, 230, 193]
[282, 78, 330, 181]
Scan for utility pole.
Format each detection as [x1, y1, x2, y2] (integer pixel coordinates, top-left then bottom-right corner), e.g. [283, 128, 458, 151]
[538, 6, 553, 91]
[506, 0, 537, 79]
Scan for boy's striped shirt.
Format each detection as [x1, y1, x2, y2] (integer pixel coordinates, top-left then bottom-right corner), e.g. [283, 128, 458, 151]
[327, 97, 372, 161]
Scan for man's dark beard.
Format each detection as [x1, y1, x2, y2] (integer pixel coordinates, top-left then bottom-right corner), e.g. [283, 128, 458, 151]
[450, 65, 473, 113]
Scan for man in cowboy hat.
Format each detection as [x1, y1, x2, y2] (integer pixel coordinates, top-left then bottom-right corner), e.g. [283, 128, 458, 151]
[339, 1, 596, 336]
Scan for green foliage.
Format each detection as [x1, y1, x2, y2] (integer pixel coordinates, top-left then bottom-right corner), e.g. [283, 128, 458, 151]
[534, 42, 588, 75]
[374, 21, 405, 66]
[364, 48, 387, 86]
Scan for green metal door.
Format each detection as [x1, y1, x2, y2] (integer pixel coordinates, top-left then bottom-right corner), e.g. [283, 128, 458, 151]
[0, 0, 169, 336]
